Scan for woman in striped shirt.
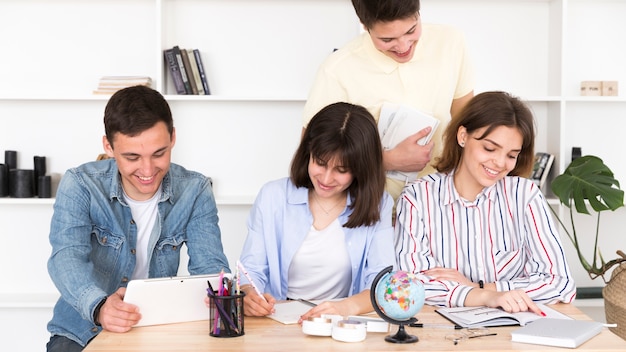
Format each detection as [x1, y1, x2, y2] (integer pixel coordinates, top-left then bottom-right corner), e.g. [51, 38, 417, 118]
[395, 91, 576, 316]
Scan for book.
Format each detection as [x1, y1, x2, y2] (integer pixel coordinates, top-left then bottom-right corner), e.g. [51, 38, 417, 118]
[180, 48, 198, 95]
[163, 48, 186, 95]
[172, 45, 193, 94]
[378, 102, 439, 182]
[511, 318, 604, 348]
[435, 304, 571, 328]
[193, 49, 211, 95]
[531, 152, 555, 189]
[93, 76, 152, 95]
[187, 49, 205, 95]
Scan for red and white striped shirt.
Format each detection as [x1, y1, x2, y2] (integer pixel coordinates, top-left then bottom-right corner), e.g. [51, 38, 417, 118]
[395, 172, 576, 307]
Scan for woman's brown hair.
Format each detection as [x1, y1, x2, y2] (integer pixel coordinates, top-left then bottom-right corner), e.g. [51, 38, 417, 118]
[291, 102, 385, 228]
[435, 91, 535, 177]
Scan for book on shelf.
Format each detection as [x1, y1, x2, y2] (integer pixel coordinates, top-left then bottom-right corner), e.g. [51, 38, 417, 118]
[435, 304, 571, 328]
[193, 49, 211, 95]
[531, 152, 555, 189]
[93, 76, 152, 95]
[511, 318, 604, 348]
[163, 48, 186, 95]
[172, 45, 193, 94]
[186, 49, 205, 95]
[180, 48, 198, 95]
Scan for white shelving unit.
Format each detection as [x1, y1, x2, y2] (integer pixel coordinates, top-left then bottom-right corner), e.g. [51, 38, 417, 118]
[0, 0, 624, 350]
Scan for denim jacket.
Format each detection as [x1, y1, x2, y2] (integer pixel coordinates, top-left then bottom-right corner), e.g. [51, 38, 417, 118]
[47, 159, 230, 346]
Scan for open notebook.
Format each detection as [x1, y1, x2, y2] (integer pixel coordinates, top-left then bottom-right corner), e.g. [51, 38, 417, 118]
[436, 304, 571, 328]
[124, 273, 230, 327]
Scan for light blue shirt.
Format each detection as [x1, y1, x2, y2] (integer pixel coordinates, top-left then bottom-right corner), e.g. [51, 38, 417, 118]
[238, 177, 396, 299]
[47, 159, 229, 346]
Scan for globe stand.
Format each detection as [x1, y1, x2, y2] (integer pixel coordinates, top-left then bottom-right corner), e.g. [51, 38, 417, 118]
[370, 266, 420, 344]
[384, 317, 418, 344]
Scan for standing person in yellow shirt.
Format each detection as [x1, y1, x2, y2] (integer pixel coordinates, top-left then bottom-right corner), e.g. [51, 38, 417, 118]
[302, 0, 474, 201]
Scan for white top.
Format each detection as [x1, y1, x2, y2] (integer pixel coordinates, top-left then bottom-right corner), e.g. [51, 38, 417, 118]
[287, 219, 351, 300]
[125, 187, 161, 279]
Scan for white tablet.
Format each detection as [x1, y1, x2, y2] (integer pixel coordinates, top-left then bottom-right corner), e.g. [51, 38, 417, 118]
[124, 273, 231, 327]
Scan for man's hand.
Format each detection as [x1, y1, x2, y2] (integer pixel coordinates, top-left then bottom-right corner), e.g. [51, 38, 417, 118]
[383, 127, 434, 173]
[97, 287, 142, 332]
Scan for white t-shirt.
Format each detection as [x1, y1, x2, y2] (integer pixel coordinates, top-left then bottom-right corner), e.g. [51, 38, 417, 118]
[286, 219, 351, 300]
[124, 187, 161, 279]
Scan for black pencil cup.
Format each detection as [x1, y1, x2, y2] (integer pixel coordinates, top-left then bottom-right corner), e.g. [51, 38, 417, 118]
[208, 293, 245, 337]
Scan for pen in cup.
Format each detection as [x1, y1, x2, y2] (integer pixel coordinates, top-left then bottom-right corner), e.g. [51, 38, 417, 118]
[237, 260, 268, 303]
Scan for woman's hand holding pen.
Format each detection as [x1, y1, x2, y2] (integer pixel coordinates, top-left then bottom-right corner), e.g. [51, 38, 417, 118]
[241, 284, 275, 316]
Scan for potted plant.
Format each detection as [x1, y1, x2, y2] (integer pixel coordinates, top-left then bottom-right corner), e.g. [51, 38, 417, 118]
[549, 155, 625, 340]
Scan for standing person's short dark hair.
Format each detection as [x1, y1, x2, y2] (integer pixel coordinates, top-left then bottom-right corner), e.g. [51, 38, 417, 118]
[351, 0, 420, 29]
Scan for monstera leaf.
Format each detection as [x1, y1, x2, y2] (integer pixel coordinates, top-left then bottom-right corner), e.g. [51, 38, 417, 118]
[550, 155, 625, 281]
[551, 155, 624, 214]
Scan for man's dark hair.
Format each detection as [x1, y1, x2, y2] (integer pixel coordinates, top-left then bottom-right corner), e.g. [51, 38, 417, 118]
[104, 85, 174, 147]
[351, 0, 420, 29]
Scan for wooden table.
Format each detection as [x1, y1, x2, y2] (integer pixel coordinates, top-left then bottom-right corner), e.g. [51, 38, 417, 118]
[84, 304, 625, 351]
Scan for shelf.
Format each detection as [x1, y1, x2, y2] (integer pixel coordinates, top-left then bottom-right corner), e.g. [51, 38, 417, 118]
[0, 196, 254, 206]
[0, 293, 59, 308]
[0, 95, 306, 103]
[0, 198, 55, 205]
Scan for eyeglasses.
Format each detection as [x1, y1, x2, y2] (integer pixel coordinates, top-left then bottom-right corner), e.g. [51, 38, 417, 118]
[445, 327, 497, 345]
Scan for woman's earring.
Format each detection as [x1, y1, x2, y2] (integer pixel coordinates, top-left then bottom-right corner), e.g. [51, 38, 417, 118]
[460, 142, 465, 148]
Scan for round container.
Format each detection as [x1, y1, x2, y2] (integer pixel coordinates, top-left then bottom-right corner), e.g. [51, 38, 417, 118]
[331, 320, 366, 343]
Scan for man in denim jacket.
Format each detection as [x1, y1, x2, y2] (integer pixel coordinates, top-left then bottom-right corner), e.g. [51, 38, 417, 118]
[46, 86, 230, 352]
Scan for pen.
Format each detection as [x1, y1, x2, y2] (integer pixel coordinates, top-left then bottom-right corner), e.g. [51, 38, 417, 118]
[206, 282, 240, 334]
[237, 260, 268, 303]
[298, 298, 318, 307]
[409, 323, 463, 329]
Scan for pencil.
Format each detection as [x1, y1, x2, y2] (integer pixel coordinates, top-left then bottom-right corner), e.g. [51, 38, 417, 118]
[298, 298, 318, 307]
[237, 260, 268, 303]
[409, 323, 463, 329]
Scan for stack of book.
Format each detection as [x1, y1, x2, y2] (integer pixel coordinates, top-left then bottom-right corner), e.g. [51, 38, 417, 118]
[163, 46, 211, 95]
[93, 76, 152, 95]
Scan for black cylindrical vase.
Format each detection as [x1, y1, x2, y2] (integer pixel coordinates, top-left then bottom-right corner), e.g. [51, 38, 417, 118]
[38, 175, 52, 198]
[9, 169, 35, 198]
[0, 164, 8, 197]
[34, 156, 47, 195]
[4, 150, 17, 170]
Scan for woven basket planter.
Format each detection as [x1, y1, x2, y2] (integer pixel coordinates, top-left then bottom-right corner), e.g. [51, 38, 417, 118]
[603, 262, 626, 340]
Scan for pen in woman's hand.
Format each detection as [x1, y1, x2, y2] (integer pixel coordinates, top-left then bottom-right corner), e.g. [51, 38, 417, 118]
[237, 260, 268, 303]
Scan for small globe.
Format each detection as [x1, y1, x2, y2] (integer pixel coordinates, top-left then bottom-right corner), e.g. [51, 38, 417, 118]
[370, 266, 425, 344]
[374, 269, 425, 321]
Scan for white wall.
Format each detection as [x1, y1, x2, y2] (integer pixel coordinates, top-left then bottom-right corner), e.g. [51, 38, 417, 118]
[1, 1, 626, 351]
